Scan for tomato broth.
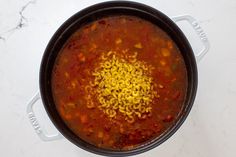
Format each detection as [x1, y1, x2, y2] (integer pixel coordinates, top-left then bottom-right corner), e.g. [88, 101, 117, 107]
[51, 15, 187, 150]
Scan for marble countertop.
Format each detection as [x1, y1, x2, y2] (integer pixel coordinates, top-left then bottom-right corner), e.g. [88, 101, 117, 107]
[0, 0, 236, 156]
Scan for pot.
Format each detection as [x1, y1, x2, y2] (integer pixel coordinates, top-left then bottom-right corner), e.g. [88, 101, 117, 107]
[27, 1, 209, 156]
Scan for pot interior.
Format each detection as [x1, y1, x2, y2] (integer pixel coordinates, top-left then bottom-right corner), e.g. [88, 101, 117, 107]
[40, 1, 197, 156]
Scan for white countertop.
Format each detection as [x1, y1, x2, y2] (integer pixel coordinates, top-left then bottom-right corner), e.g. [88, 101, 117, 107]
[0, 0, 236, 156]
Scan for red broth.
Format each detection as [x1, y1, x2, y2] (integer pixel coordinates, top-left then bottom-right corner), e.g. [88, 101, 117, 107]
[51, 16, 187, 150]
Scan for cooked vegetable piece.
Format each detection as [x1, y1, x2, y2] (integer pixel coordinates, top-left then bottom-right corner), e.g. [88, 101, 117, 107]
[134, 42, 142, 49]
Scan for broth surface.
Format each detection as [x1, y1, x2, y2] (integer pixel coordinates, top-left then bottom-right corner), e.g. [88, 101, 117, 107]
[52, 16, 187, 150]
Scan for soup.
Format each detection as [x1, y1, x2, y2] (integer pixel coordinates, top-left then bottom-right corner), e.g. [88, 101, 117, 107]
[51, 15, 187, 150]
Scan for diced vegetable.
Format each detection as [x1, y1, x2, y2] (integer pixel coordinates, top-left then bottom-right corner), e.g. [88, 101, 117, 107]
[78, 53, 86, 62]
[161, 48, 170, 57]
[158, 84, 164, 89]
[167, 41, 173, 49]
[91, 23, 97, 31]
[116, 38, 122, 44]
[172, 91, 181, 100]
[134, 43, 142, 49]
[66, 102, 76, 108]
[65, 114, 72, 120]
[160, 60, 166, 66]
[98, 131, 104, 138]
[64, 72, 69, 78]
[80, 115, 88, 124]
[163, 115, 174, 122]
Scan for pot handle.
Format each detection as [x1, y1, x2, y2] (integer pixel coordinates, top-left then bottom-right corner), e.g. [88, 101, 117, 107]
[27, 91, 63, 141]
[171, 15, 210, 62]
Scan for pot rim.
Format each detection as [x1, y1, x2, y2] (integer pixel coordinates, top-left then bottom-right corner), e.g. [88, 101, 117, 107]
[39, 1, 198, 156]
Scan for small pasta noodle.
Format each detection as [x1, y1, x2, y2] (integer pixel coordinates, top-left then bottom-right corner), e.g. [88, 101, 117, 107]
[88, 51, 157, 123]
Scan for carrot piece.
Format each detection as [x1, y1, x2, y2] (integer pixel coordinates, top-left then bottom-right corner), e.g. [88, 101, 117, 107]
[119, 127, 124, 134]
[134, 43, 142, 49]
[77, 53, 86, 62]
[98, 131, 104, 138]
[163, 115, 174, 122]
[91, 23, 97, 31]
[65, 114, 72, 120]
[80, 115, 88, 124]
[160, 60, 166, 66]
[116, 38, 122, 44]
[161, 48, 170, 57]
[167, 41, 173, 49]
[66, 102, 76, 108]
[172, 91, 181, 100]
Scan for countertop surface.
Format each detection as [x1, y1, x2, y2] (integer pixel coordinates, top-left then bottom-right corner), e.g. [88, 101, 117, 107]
[0, 0, 236, 156]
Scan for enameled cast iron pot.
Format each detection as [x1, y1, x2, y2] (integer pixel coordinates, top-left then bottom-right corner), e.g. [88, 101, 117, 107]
[27, 1, 209, 156]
